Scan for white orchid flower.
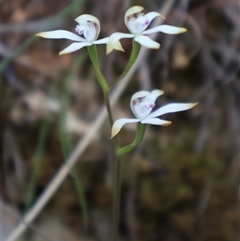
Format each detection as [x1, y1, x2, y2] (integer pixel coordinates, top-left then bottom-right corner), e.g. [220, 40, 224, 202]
[111, 90, 197, 138]
[107, 6, 187, 54]
[36, 14, 109, 55]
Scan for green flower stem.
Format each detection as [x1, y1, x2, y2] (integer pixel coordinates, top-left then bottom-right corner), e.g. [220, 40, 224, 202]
[88, 45, 118, 140]
[88, 45, 122, 241]
[109, 41, 141, 88]
[88, 45, 109, 92]
[112, 156, 121, 241]
[87, 45, 116, 127]
[117, 123, 146, 156]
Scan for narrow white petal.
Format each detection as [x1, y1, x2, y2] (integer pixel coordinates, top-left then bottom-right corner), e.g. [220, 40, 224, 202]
[148, 103, 198, 118]
[111, 118, 139, 138]
[141, 118, 172, 126]
[134, 35, 160, 49]
[36, 30, 85, 41]
[143, 25, 187, 35]
[93, 37, 109, 45]
[106, 32, 134, 54]
[59, 42, 92, 55]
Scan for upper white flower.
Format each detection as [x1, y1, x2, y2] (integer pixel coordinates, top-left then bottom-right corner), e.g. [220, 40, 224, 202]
[107, 6, 187, 54]
[111, 90, 197, 138]
[36, 14, 109, 55]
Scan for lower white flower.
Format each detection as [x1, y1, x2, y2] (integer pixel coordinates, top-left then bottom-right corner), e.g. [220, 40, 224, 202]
[111, 90, 198, 138]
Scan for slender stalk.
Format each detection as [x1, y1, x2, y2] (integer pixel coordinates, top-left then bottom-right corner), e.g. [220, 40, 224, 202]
[109, 41, 141, 88]
[117, 123, 146, 156]
[112, 156, 121, 241]
[102, 91, 122, 241]
[103, 91, 114, 126]
[87, 45, 109, 91]
[88, 45, 122, 240]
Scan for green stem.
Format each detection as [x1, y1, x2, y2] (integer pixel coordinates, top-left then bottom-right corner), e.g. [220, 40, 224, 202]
[112, 156, 121, 241]
[103, 91, 114, 127]
[88, 45, 122, 240]
[88, 45, 109, 92]
[112, 124, 146, 240]
[109, 41, 141, 88]
[87, 45, 118, 145]
[117, 123, 146, 156]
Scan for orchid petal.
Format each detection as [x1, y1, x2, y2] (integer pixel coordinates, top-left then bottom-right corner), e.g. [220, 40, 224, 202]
[111, 118, 139, 138]
[144, 11, 164, 24]
[141, 117, 172, 126]
[147, 90, 164, 101]
[36, 30, 85, 41]
[130, 90, 150, 116]
[128, 17, 147, 34]
[75, 14, 100, 39]
[127, 12, 161, 34]
[130, 90, 164, 119]
[148, 103, 198, 118]
[93, 37, 109, 45]
[143, 25, 187, 35]
[106, 32, 134, 54]
[59, 42, 92, 55]
[134, 35, 160, 49]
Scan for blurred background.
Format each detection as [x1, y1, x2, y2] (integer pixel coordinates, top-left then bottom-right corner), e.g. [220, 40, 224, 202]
[1, 0, 239, 240]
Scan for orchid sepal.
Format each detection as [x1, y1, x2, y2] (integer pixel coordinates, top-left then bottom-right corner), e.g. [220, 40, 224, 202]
[134, 35, 160, 49]
[111, 118, 139, 139]
[59, 42, 92, 55]
[106, 33, 134, 54]
[148, 103, 198, 118]
[143, 25, 187, 35]
[140, 118, 172, 126]
[36, 30, 85, 41]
